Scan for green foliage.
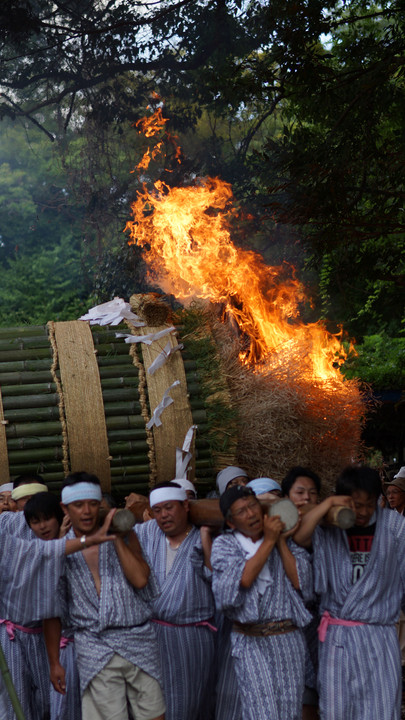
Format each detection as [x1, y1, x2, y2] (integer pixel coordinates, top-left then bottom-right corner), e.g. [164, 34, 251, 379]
[342, 334, 405, 389]
[0, 236, 93, 325]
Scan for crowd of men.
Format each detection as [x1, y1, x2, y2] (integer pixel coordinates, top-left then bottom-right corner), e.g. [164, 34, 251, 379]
[0, 462, 405, 720]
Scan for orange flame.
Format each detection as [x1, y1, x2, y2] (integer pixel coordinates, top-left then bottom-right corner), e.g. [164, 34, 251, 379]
[125, 110, 350, 384]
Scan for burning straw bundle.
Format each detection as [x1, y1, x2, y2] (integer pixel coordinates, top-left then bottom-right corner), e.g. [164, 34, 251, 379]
[180, 304, 368, 494]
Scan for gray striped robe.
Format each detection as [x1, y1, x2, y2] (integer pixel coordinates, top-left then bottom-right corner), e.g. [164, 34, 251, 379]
[211, 532, 313, 720]
[58, 528, 162, 694]
[136, 521, 216, 720]
[0, 532, 66, 720]
[313, 506, 405, 720]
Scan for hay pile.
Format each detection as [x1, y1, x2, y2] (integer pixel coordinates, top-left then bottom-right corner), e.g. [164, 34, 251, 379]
[183, 303, 368, 494]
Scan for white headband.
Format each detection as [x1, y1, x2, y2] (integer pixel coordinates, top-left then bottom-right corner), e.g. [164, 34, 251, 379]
[171, 479, 197, 497]
[61, 483, 102, 505]
[11, 483, 48, 501]
[0, 483, 13, 494]
[149, 486, 187, 507]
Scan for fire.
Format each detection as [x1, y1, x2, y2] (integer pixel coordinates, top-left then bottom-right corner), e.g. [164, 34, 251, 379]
[125, 109, 350, 384]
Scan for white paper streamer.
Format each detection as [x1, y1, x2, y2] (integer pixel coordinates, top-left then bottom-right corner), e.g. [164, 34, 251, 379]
[116, 326, 176, 345]
[79, 297, 145, 327]
[175, 424, 198, 478]
[148, 341, 184, 375]
[146, 380, 180, 429]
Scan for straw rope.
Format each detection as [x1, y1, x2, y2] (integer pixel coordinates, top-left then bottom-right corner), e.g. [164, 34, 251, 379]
[0, 387, 10, 483]
[47, 321, 70, 475]
[54, 321, 111, 491]
[126, 329, 158, 488]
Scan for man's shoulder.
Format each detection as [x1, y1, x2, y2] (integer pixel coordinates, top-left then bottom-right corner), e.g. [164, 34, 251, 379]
[378, 506, 405, 536]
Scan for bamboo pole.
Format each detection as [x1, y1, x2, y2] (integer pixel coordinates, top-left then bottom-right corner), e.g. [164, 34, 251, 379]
[0, 371, 54, 384]
[0, 359, 54, 372]
[8, 447, 66, 462]
[0, 383, 56, 397]
[4, 407, 61, 423]
[0, 644, 26, 720]
[2, 394, 59, 410]
[7, 436, 63, 450]
[0, 337, 50, 351]
[103, 402, 142, 417]
[6, 421, 63, 437]
[0, 348, 52, 361]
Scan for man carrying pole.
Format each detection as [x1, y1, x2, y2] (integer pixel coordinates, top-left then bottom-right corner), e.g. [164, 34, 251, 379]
[294, 465, 405, 720]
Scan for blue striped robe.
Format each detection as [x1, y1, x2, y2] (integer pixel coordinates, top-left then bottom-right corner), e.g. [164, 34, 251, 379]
[313, 506, 405, 720]
[0, 511, 81, 720]
[0, 532, 66, 720]
[0, 510, 35, 539]
[211, 532, 313, 720]
[135, 521, 216, 720]
[214, 613, 242, 720]
[58, 528, 162, 694]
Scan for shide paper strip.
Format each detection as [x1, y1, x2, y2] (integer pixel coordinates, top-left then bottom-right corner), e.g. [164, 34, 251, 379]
[80, 297, 145, 327]
[146, 380, 181, 430]
[148, 341, 184, 375]
[175, 424, 198, 478]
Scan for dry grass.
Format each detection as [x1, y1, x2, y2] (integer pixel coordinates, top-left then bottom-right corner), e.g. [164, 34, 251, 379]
[210, 317, 368, 494]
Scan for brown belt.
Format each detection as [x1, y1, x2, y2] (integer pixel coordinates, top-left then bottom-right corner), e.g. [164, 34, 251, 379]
[232, 619, 297, 637]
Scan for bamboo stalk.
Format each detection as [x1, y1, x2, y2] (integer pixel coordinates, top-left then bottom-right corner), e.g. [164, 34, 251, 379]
[98, 366, 140, 379]
[91, 344, 130, 357]
[8, 447, 65, 462]
[4, 407, 61, 423]
[6, 421, 62, 437]
[7, 436, 63, 451]
[107, 429, 147, 441]
[189, 399, 206, 410]
[0, 348, 52, 361]
[100, 377, 139, 389]
[106, 416, 146, 430]
[0, 644, 26, 720]
[108, 441, 149, 454]
[0, 337, 50, 351]
[0, 325, 46, 338]
[103, 402, 142, 417]
[0, 359, 54, 372]
[0, 371, 54, 384]
[2, 394, 59, 410]
[9, 462, 64, 475]
[191, 410, 207, 423]
[110, 465, 150, 475]
[102, 389, 139, 403]
[0, 383, 56, 397]
[97, 356, 141, 368]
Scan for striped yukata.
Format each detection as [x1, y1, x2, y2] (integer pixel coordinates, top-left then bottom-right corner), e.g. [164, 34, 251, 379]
[135, 521, 216, 720]
[211, 533, 313, 720]
[0, 531, 66, 720]
[58, 529, 162, 696]
[313, 506, 405, 720]
[214, 614, 242, 720]
[0, 510, 35, 539]
[0, 511, 81, 720]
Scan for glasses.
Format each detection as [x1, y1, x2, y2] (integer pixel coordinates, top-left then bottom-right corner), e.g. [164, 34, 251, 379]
[231, 501, 259, 519]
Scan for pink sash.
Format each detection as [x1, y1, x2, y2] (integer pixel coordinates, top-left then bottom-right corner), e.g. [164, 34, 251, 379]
[0, 619, 42, 641]
[152, 618, 217, 633]
[318, 610, 365, 642]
